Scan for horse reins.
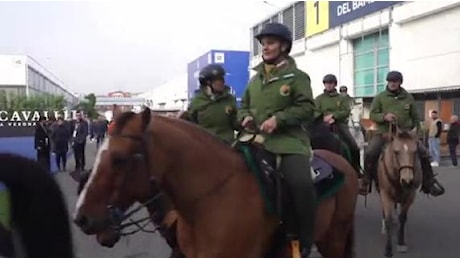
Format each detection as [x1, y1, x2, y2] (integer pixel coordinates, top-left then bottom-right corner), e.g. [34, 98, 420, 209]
[383, 121, 416, 184]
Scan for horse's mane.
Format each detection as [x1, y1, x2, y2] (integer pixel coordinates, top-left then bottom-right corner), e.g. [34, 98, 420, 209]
[395, 130, 417, 141]
[0, 153, 74, 257]
[115, 110, 235, 154]
[155, 115, 236, 153]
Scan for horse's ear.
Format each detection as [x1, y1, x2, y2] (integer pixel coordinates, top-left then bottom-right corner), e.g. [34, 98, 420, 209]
[410, 127, 418, 137]
[141, 107, 151, 131]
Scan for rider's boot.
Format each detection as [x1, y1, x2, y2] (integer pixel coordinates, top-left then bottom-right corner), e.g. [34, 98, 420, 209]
[352, 149, 362, 176]
[420, 157, 445, 196]
[148, 193, 182, 251]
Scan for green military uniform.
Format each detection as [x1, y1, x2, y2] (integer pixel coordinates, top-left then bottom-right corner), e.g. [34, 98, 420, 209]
[364, 86, 444, 196]
[315, 91, 350, 124]
[238, 57, 315, 156]
[344, 94, 356, 108]
[315, 90, 361, 171]
[369, 87, 420, 133]
[184, 86, 238, 143]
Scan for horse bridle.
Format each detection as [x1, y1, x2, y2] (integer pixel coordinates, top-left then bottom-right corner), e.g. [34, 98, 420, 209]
[102, 132, 164, 237]
[384, 121, 416, 180]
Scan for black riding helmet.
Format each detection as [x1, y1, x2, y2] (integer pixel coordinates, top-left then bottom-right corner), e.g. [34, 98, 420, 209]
[323, 74, 337, 84]
[255, 22, 293, 54]
[386, 70, 403, 83]
[339, 85, 348, 92]
[198, 64, 226, 86]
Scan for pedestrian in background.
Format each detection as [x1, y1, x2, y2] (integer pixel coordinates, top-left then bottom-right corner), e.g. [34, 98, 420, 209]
[428, 110, 442, 167]
[34, 116, 51, 171]
[51, 117, 71, 172]
[447, 115, 460, 167]
[71, 111, 88, 171]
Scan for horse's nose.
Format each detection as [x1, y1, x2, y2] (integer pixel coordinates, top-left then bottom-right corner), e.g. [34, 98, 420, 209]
[74, 213, 93, 234]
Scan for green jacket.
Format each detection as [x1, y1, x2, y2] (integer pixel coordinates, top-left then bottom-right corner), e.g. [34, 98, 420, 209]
[314, 90, 351, 125]
[237, 57, 315, 156]
[185, 87, 238, 143]
[370, 87, 420, 134]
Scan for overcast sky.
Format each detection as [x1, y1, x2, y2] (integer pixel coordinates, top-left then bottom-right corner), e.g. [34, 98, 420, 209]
[0, 0, 290, 95]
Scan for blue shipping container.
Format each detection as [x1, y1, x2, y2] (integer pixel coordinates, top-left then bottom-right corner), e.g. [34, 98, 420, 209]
[187, 50, 250, 103]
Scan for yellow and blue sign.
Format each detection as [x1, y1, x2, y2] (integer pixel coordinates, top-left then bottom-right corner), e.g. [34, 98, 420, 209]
[306, 1, 402, 37]
[306, 1, 330, 37]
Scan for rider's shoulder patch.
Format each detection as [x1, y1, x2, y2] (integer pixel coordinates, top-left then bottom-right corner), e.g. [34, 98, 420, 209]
[279, 85, 291, 96]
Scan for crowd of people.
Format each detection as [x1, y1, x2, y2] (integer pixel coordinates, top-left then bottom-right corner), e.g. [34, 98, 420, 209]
[33, 110, 109, 173]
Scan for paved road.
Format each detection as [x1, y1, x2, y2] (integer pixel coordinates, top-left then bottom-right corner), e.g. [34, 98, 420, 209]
[56, 142, 460, 257]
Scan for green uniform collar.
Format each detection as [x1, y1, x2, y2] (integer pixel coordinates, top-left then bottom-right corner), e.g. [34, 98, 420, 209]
[252, 56, 297, 75]
[323, 89, 339, 97]
[383, 86, 409, 98]
[195, 85, 232, 101]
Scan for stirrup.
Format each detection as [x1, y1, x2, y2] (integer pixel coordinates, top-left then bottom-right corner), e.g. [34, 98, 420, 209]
[358, 180, 369, 195]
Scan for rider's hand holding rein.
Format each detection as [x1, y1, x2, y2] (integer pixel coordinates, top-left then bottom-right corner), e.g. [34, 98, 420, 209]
[260, 116, 278, 134]
[241, 116, 254, 128]
[383, 113, 397, 122]
[323, 113, 334, 124]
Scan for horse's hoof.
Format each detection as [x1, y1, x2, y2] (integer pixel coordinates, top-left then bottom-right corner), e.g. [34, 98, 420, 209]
[385, 252, 393, 258]
[396, 245, 408, 253]
[381, 228, 386, 235]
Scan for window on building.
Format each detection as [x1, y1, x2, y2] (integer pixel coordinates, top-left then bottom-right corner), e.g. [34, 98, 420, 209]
[353, 29, 389, 97]
[414, 100, 425, 120]
[293, 1, 305, 40]
[252, 25, 260, 56]
[453, 99, 460, 117]
[270, 13, 279, 23]
[282, 6, 294, 40]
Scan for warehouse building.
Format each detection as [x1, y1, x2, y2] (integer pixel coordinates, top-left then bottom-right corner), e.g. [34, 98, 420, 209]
[250, 1, 460, 121]
[0, 54, 78, 106]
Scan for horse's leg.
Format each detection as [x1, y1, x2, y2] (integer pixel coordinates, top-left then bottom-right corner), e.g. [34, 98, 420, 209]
[343, 222, 356, 258]
[396, 192, 415, 253]
[380, 190, 394, 257]
[381, 210, 387, 235]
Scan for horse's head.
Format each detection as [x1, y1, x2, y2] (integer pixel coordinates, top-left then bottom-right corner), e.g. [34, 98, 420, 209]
[73, 108, 158, 247]
[350, 104, 363, 128]
[386, 127, 419, 186]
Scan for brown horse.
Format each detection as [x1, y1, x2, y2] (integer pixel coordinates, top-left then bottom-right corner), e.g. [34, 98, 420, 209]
[377, 126, 422, 257]
[74, 108, 359, 257]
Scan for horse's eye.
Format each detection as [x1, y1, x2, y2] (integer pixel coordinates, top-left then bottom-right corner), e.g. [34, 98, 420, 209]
[112, 156, 129, 167]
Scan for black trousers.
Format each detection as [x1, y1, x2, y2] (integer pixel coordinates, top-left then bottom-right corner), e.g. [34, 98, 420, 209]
[448, 141, 458, 166]
[73, 143, 86, 171]
[55, 151, 68, 170]
[280, 154, 316, 254]
[336, 124, 361, 171]
[37, 149, 51, 172]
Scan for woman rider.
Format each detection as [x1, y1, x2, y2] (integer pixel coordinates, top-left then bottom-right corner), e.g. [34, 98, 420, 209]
[179, 64, 239, 143]
[237, 22, 316, 257]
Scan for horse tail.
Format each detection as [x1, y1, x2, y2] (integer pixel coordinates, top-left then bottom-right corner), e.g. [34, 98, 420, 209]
[0, 153, 74, 257]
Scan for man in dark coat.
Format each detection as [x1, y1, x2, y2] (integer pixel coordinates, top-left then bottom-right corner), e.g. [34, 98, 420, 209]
[51, 117, 71, 171]
[71, 111, 89, 171]
[34, 116, 51, 171]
